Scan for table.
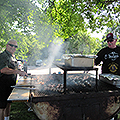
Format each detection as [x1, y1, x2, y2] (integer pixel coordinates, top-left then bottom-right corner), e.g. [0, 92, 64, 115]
[7, 88, 30, 102]
[7, 75, 34, 102]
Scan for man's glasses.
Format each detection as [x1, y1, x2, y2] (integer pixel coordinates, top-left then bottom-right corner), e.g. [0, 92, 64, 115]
[8, 44, 18, 48]
[107, 39, 114, 43]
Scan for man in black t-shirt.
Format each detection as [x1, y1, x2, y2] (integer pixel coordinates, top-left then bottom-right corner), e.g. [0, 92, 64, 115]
[95, 33, 120, 75]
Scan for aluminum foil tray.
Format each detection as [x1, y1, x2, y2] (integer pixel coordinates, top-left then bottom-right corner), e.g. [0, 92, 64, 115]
[62, 54, 96, 67]
[99, 74, 120, 88]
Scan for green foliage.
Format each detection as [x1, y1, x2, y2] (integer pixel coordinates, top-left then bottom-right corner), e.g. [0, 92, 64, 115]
[0, 0, 55, 63]
[0, 0, 119, 62]
[0, 0, 33, 39]
[64, 30, 102, 55]
[46, 0, 120, 39]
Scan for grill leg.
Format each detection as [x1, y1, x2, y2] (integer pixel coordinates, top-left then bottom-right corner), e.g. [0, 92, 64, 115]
[64, 70, 67, 94]
[96, 68, 98, 92]
[28, 75, 33, 112]
[28, 93, 33, 112]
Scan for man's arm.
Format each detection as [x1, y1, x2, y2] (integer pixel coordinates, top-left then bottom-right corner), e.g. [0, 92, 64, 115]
[0, 67, 27, 76]
[95, 52, 104, 66]
[95, 56, 100, 66]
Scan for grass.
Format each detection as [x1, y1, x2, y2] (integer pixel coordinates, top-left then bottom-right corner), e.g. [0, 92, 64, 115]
[10, 102, 40, 120]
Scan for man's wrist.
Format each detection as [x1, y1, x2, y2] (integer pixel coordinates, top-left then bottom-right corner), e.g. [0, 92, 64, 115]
[15, 69, 20, 74]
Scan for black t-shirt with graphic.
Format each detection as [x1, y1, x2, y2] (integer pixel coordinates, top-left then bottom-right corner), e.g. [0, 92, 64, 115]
[95, 46, 120, 75]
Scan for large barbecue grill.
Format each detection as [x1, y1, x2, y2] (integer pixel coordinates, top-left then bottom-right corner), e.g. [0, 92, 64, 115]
[55, 63, 98, 93]
[8, 54, 120, 120]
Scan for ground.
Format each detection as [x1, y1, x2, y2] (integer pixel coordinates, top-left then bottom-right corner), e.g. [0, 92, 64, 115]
[10, 102, 39, 120]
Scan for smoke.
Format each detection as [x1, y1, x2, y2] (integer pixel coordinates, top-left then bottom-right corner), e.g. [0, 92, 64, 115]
[46, 38, 64, 68]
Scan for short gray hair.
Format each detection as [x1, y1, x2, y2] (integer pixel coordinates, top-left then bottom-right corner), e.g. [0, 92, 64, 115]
[7, 39, 17, 44]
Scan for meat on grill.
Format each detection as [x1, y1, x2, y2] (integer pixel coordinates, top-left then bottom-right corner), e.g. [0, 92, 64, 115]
[33, 73, 97, 96]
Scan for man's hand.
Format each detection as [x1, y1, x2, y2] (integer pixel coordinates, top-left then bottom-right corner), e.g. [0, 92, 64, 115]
[17, 70, 28, 77]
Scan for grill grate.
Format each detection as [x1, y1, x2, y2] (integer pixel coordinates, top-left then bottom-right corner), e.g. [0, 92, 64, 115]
[32, 73, 97, 97]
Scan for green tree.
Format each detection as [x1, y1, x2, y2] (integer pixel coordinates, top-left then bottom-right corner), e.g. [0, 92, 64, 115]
[64, 30, 102, 55]
[1, 0, 119, 61]
[0, 0, 34, 41]
[44, 0, 119, 39]
[0, 0, 55, 62]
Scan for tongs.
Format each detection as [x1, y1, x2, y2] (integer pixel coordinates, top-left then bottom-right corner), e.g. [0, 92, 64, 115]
[11, 86, 36, 90]
[12, 73, 36, 90]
